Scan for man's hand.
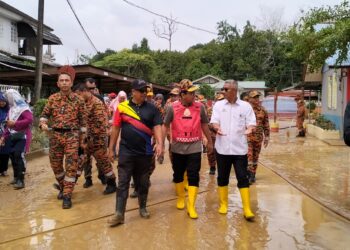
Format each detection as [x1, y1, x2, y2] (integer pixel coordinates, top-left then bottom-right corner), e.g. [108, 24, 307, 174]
[202, 136, 208, 147]
[108, 149, 115, 163]
[206, 142, 214, 155]
[264, 137, 269, 148]
[40, 123, 49, 131]
[244, 126, 255, 135]
[216, 127, 226, 136]
[6, 120, 15, 128]
[154, 143, 164, 159]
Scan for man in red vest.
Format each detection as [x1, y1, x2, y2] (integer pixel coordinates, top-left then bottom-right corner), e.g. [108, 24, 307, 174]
[163, 79, 213, 219]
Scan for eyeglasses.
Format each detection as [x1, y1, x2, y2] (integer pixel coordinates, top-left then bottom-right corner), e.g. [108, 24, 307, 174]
[221, 88, 230, 92]
[88, 87, 96, 90]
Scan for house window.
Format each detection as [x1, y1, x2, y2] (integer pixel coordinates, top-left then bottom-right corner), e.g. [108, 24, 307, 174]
[11, 22, 17, 43]
[332, 73, 337, 109]
[327, 73, 338, 110]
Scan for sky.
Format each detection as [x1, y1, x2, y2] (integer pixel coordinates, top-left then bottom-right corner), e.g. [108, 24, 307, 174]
[3, 0, 343, 64]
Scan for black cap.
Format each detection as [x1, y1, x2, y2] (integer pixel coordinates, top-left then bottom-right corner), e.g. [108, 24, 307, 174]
[132, 79, 147, 90]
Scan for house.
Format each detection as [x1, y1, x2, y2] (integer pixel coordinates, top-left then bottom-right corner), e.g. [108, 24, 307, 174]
[0, 1, 61, 68]
[192, 74, 267, 98]
[320, 54, 350, 135]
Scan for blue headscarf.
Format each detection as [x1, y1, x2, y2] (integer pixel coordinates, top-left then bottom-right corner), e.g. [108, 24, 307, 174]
[0, 91, 9, 123]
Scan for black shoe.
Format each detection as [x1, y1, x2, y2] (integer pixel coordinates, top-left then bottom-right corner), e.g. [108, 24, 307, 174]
[62, 197, 72, 209]
[248, 172, 256, 184]
[13, 179, 25, 189]
[57, 191, 63, 200]
[103, 179, 117, 195]
[209, 167, 216, 175]
[98, 175, 107, 185]
[130, 190, 138, 198]
[139, 208, 150, 218]
[83, 178, 93, 188]
[108, 213, 125, 227]
[10, 178, 17, 185]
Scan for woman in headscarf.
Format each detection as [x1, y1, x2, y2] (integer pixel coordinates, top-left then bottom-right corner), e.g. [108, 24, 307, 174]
[0, 91, 10, 176]
[0, 89, 33, 189]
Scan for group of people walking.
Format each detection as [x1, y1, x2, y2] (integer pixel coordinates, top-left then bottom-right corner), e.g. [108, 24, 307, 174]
[2, 64, 313, 227]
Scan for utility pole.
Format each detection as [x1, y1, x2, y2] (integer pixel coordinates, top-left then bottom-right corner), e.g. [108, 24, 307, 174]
[33, 0, 44, 103]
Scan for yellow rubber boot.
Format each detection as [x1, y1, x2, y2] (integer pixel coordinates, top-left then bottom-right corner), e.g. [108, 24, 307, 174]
[218, 186, 228, 214]
[186, 186, 198, 219]
[183, 171, 189, 191]
[239, 187, 255, 221]
[175, 182, 185, 209]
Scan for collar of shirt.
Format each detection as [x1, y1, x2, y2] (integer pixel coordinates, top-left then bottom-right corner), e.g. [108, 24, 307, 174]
[223, 98, 243, 106]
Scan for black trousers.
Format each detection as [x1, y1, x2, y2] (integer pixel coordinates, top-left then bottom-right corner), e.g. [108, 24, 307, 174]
[10, 139, 26, 181]
[116, 154, 152, 203]
[172, 152, 201, 187]
[216, 153, 249, 188]
[0, 154, 10, 173]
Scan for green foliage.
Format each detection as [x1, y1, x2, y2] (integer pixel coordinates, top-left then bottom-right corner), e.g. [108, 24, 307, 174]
[30, 127, 49, 151]
[93, 49, 156, 81]
[307, 101, 316, 111]
[33, 98, 48, 117]
[199, 84, 215, 100]
[289, 0, 350, 71]
[132, 38, 151, 54]
[314, 115, 336, 130]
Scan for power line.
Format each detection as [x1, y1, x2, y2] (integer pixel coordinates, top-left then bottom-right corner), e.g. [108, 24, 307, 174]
[121, 0, 218, 36]
[66, 0, 99, 53]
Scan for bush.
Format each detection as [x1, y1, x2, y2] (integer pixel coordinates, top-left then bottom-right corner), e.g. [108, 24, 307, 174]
[30, 127, 49, 151]
[33, 99, 48, 117]
[313, 115, 336, 130]
[307, 102, 316, 111]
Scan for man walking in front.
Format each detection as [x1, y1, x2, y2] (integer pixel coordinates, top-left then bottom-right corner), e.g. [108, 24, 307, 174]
[211, 79, 256, 220]
[163, 79, 213, 219]
[107, 79, 163, 227]
[40, 66, 87, 209]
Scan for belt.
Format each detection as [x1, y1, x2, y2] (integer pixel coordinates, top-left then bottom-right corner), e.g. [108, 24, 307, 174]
[53, 128, 79, 133]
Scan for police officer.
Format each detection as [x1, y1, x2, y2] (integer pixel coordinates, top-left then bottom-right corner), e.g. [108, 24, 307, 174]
[107, 79, 163, 227]
[40, 66, 87, 209]
[73, 82, 117, 195]
[247, 90, 270, 184]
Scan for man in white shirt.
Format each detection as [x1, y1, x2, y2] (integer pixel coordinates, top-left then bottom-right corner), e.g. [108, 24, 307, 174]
[210, 79, 256, 221]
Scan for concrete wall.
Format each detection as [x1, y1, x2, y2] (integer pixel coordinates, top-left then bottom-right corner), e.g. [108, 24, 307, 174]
[0, 16, 18, 54]
[321, 66, 349, 134]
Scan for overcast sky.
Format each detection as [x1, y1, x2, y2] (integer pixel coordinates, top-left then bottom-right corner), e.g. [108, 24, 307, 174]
[3, 0, 342, 64]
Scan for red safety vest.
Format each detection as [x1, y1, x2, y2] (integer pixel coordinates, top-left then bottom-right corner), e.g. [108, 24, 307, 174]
[172, 101, 202, 143]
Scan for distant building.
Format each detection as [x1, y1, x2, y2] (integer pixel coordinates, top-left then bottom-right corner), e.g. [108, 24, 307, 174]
[193, 74, 267, 98]
[0, 1, 61, 68]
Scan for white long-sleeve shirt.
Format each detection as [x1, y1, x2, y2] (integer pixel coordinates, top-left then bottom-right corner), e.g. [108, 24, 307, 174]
[210, 99, 256, 155]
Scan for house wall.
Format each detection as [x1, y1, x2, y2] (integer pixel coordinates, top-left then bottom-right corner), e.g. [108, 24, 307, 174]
[321, 66, 348, 134]
[0, 15, 18, 54]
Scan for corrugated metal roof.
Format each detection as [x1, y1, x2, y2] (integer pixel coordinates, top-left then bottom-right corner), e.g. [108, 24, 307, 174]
[0, 52, 27, 66]
[212, 80, 266, 90]
[326, 51, 350, 67]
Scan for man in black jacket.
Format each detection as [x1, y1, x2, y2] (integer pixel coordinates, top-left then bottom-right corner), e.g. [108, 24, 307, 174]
[344, 101, 350, 146]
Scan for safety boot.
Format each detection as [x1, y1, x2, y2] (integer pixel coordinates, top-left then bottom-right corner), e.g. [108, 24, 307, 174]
[103, 178, 117, 195]
[62, 196, 72, 209]
[13, 179, 25, 189]
[239, 188, 255, 221]
[83, 177, 93, 188]
[138, 195, 150, 218]
[218, 186, 228, 214]
[187, 186, 198, 219]
[175, 182, 185, 209]
[108, 197, 127, 227]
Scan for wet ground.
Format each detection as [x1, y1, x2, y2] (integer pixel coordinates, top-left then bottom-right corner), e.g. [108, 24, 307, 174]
[0, 131, 350, 249]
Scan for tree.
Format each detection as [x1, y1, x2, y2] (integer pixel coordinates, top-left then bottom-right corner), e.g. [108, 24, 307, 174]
[199, 83, 215, 100]
[289, 0, 350, 71]
[93, 49, 156, 81]
[153, 14, 178, 51]
[132, 38, 151, 54]
[216, 20, 239, 42]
